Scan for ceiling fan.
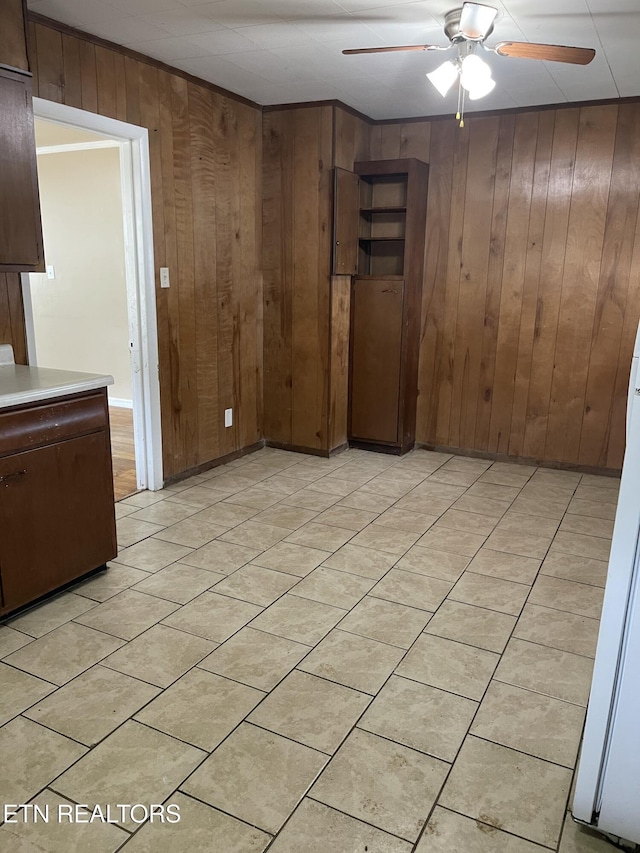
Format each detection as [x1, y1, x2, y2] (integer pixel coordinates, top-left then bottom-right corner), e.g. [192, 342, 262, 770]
[343, 2, 596, 125]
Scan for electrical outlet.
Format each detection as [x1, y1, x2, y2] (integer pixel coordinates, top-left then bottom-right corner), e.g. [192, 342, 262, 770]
[224, 408, 233, 428]
[160, 267, 170, 288]
[46, 265, 55, 280]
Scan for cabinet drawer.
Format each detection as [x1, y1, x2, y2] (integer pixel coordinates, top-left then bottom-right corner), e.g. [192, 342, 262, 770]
[0, 392, 108, 456]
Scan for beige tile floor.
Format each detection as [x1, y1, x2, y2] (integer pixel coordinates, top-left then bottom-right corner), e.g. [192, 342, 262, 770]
[0, 446, 624, 851]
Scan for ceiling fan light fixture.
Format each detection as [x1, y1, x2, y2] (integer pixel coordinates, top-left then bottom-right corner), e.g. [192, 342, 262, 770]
[467, 74, 496, 99]
[460, 53, 491, 79]
[426, 60, 459, 97]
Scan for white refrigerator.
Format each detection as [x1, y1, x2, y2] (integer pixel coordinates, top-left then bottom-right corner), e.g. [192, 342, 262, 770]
[573, 322, 640, 844]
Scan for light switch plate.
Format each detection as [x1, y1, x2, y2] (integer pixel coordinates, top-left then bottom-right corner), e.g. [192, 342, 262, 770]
[46, 265, 55, 280]
[224, 408, 233, 428]
[160, 267, 170, 288]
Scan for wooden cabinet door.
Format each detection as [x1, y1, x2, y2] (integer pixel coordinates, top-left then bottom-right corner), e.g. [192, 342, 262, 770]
[0, 433, 116, 612]
[332, 167, 359, 275]
[0, 68, 44, 271]
[0, 0, 29, 73]
[349, 279, 404, 444]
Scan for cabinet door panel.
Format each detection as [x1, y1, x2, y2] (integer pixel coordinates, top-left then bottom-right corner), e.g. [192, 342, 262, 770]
[0, 432, 116, 611]
[0, 69, 44, 271]
[333, 167, 359, 275]
[1, 0, 29, 72]
[349, 279, 404, 444]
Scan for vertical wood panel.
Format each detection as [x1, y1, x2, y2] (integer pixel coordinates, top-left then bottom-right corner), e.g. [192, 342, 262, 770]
[435, 125, 470, 445]
[78, 40, 97, 113]
[488, 111, 538, 454]
[237, 104, 262, 450]
[545, 105, 617, 463]
[521, 109, 579, 458]
[329, 277, 351, 450]
[291, 106, 332, 449]
[508, 110, 555, 456]
[61, 34, 82, 109]
[451, 118, 499, 449]
[95, 46, 117, 119]
[171, 74, 197, 470]
[26, 21, 38, 96]
[580, 105, 640, 467]
[35, 25, 63, 102]
[400, 122, 431, 161]
[334, 107, 369, 170]
[474, 114, 515, 451]
[156, 68, 181, 474]
[417, 120, 453, 442]
[263, 110, 294, 445]
[188, 84, 218, 463]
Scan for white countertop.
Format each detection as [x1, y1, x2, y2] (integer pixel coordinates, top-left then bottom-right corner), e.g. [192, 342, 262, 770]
[0, 363, 113, 409]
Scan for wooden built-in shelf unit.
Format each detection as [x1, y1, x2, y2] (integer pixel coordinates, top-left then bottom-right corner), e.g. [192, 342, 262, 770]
[333, 158, 429, 455]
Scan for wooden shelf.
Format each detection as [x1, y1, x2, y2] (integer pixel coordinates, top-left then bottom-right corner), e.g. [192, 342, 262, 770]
[359, 237, 405, 243]
[355, 274, 405, 281]
[360, 207, 407, 215]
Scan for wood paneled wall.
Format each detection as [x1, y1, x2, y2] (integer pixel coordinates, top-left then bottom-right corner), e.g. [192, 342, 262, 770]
[18, 14, 640, 473]
[262, 104, 372, 454]
[267, 101, 640, 470]
[398, 103, 640, 471]
[27, 19, 263, 479]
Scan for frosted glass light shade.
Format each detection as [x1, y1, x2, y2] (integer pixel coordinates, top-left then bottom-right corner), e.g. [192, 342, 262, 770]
[467, 75, 496, 99]
[459, 54, 492, 90]
[426, 61, 459, 97]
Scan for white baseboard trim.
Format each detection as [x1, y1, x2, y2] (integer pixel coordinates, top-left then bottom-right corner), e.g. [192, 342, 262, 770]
[109, 397, 133, 409]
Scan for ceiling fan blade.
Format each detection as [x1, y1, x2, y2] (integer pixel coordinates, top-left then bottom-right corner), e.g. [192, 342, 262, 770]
[459, 2, 498, 40]
[343, 44, 445, 55]
[494, 41, 596, 65]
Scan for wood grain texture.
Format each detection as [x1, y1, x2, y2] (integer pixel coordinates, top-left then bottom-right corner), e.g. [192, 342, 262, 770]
[109, 406, 137, 501]
[262, 105, 333, 452]
[401, 103, 640, 470]
[329, 276, 351, 450]
[27, 20, 262, 480]
[1, 0, 29, 71]
[0, 69, 44, 272]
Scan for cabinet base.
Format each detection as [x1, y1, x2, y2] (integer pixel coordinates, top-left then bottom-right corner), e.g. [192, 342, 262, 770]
[0, 563, 108, 621]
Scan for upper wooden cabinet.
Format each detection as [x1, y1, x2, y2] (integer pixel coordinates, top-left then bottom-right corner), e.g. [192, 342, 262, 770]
[1, 0, 29, 72]
[0, 0, 44, 272]
[338, 158, 429, 454]
[0, 68, 44, 271]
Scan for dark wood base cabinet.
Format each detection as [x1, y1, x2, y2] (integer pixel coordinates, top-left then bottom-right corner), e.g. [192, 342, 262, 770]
[0, 389, 117, 616]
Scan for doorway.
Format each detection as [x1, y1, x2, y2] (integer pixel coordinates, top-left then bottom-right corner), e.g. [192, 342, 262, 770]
[21, 99, 163, 495]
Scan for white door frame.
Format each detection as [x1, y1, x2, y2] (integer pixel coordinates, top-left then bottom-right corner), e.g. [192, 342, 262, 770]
[22, 98, 163, 491]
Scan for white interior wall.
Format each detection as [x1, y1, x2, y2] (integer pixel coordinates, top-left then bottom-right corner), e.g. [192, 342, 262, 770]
[29, 143, 132, 403]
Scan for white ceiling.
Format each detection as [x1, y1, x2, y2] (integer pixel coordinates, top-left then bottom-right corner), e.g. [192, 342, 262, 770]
[26, 0, 639, 120]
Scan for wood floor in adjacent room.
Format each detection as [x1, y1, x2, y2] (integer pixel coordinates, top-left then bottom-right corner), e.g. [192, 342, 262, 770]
[109, 406, 137, 501]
